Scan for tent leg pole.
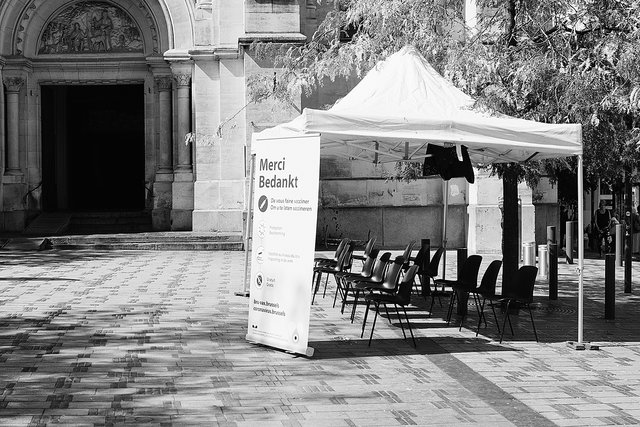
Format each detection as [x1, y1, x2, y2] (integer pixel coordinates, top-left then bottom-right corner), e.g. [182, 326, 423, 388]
[442, 180, 449, 280]
[577, 154, 584, 345]
[239, 153, 256, 297]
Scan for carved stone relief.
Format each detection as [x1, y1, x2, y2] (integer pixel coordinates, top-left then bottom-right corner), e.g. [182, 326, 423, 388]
[38, 1, 143, 54]
[173, 73, 191, 87]
[3, 77, 25, 93]
[155, 76, 173, 92]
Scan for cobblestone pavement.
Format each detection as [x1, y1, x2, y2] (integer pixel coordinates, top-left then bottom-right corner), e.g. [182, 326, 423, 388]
[0, 248, 639, 426]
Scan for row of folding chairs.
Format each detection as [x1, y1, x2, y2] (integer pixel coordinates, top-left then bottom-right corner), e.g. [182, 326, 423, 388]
[312, 238, 433, 347]
[313, 238, 540, 346]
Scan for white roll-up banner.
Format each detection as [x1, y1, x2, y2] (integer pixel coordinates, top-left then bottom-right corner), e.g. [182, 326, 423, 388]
[246, 133, 320, 356]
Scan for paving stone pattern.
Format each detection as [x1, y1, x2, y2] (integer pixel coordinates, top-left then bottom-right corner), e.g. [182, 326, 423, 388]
[0, 249, 639, 426]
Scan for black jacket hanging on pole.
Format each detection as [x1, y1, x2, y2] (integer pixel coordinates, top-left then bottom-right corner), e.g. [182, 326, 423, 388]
[422, 144, 475, 184]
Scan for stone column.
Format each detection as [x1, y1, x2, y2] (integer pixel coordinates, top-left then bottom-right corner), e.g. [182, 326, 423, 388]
[466, 168, 503, 254]
[1, 76, 26, 231]
[156, 76, 173, 173]
[152, 76, 174, 230]
[4, 77, 24, 176]
[170, 70, 193, 230]
[173, 72, 192, 172]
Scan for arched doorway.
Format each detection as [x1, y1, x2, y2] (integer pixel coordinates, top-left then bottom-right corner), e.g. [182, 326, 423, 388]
[41, 84, 145, 212]
[0, 0, 189, 232]
[0, 0, 209, 233]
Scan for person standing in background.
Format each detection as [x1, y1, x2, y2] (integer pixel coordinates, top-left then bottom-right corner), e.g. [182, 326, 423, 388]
[593, 200, 612, 256]
[633, 206, 640, 255]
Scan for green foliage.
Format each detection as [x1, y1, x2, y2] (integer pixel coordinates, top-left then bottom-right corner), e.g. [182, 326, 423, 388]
[249, 0, 640, 187]
[385, 162, 424, 182]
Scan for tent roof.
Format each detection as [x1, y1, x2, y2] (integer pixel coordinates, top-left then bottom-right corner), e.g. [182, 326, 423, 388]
[256, 46, 582, 164]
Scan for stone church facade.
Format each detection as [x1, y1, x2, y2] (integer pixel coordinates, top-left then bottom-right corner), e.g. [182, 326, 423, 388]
[0, 0, 552, 250]
[0, 0, 301, 235]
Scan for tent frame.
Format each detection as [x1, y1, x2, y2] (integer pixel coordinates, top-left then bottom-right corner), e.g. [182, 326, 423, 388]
[245, 46, 585, 345]
[242, 150, 587, 346]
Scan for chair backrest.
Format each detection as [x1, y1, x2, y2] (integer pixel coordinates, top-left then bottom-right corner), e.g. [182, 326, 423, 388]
[425, 247, 444, 277]
[396, 265, 419, 304]
[508, 265, 538, 302]
[401, 241, 416, 268]
[380, 256, 405, 292]
[369, 252, 392, 282]
[334, 238, 350, 259]
[459, 255, 483, 288]
[334, 241, 355, 272]
[477, 260, 503, 296]
[341, 241, 357, 271]
[413, 246, 428, 271]
[361, 248, 380, 277]
[363, 236, 377, 257]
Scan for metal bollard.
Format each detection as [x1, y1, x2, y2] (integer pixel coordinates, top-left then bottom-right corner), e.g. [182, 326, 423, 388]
[456, 248, 468, 316]
[605, 253, 615, 319]
[625, 226, 632, 294]
[566, 221, 575, 264]
[522, 242, 536, 266]
[547, 225, 556, 244]
[538, 244, 548, 277]
[615, 224, 624, 267]
[548, 242, 558, 300]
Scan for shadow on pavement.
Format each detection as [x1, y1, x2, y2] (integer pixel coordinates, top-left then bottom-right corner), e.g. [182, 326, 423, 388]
[0, 250, 134, 268]
[310, 336, 518, 359]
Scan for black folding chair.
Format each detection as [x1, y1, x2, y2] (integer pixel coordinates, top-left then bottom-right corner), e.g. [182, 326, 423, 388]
[362, 265, 419, 347]
[499, 265, 539, 343]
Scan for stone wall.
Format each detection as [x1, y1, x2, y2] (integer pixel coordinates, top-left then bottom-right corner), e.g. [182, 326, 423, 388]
[317, 174, 468, 249]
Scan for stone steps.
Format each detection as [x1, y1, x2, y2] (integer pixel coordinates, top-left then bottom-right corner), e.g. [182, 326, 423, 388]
[49, 232, 244, 250]
[23, 213, 72, 236]
[2, 232, 244, 251]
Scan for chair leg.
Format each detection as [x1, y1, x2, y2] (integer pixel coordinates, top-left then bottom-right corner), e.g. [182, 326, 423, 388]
[500, 300, 511, 343]
[446, 292, 457, 325]
[311, 271, 323, 305]
[428, 295, 435, 318]
[403, 306, 416, 347]
[506, 309, 514, 335]
[472, 293, 483, 324]
[383, 302, 392, 324]
[527, 304, 539, 342]
[394, 304, 406, 339]
[339, 281, 350, 314]
[322, 274, 329, 298]
[351, 289, 361, 323]
[476, 296, 485, 337]
[361, 299, 371, 338]
[458, 296, 468, 332]
[333, 277, 342, 308]
[490, 301, 501, 334]
[368, 302, 380, 346]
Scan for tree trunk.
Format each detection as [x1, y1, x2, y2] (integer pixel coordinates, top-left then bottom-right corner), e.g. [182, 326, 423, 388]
[506, 0, 517, 47]
[502, 168, 519, 293]
[501, 0, 519, 293]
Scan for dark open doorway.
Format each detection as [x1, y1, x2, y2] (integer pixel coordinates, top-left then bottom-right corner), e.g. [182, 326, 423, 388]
[41, 84, 145, 211]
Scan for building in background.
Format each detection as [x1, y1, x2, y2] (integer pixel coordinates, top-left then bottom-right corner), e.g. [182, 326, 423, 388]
[0, 0, 548, 251]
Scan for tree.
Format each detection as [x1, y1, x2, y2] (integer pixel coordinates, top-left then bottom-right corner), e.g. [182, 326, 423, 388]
[250, 0, 640, 279]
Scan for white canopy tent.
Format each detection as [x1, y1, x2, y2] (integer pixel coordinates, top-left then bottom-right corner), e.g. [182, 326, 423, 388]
[250, 46, 586, 344]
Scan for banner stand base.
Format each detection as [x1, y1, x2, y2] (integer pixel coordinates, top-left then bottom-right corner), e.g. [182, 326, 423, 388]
[246, 338, 315, 358]
[234, 291, 250, 297]
[286, 346, 315, 358]
[566, 341, 599, 351]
